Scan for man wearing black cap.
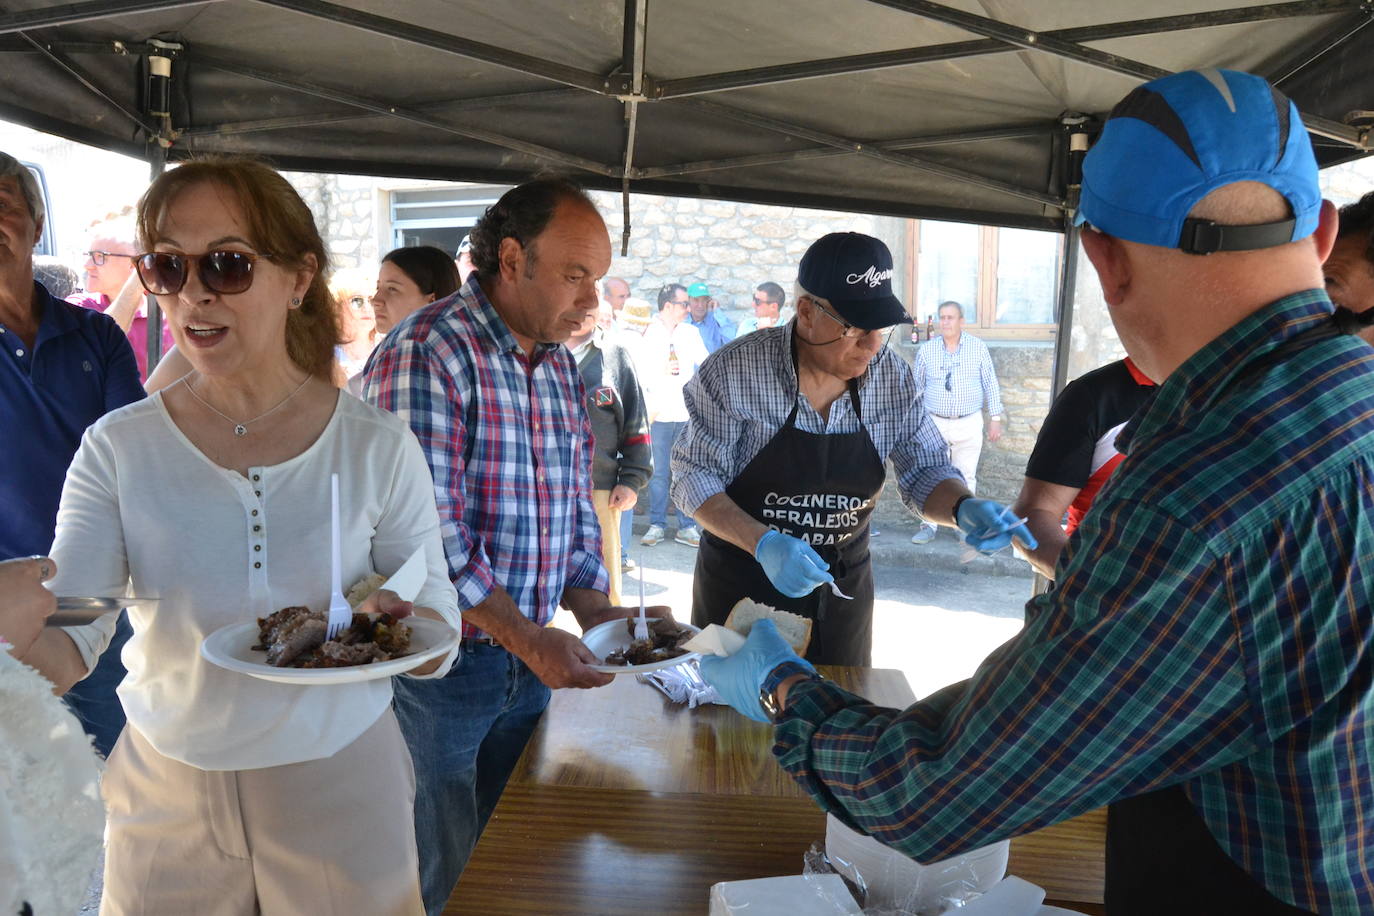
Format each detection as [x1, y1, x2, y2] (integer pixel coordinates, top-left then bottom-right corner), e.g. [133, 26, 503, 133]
[672, 232, 1033, 665]
[698, 70, 1373, 915]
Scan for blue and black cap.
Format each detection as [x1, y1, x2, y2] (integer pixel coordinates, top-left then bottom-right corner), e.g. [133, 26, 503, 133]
[1077, 69, 1320, 254]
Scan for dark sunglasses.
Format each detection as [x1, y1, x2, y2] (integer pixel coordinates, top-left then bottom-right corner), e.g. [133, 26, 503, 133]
[134, 250, 271, 296]
[944, 371, 953, 392]
[87, 250, 135, 266]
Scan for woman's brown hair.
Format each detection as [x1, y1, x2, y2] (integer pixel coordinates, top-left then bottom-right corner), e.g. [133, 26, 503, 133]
[136, 157, 339, 380]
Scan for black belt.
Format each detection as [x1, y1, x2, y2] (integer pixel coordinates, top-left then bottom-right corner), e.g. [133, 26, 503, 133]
[461, 636, 502, 648]
[933, 411, 979, 420]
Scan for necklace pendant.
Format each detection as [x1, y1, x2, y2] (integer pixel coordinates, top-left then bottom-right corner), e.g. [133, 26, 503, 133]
[234, 424, 248, 437]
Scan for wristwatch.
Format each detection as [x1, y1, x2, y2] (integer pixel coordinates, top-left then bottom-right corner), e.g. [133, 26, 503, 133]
[759, 660, 821, 723]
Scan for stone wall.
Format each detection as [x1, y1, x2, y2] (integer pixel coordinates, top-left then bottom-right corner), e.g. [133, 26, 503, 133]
[588, 190, 910, 331]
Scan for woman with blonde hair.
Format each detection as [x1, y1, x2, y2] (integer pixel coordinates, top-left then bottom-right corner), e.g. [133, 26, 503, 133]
[23, 157, 460, 914]
[330, 265, 379, 391]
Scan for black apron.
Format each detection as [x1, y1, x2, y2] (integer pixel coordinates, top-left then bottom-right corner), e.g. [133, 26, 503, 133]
[1105, 785, 1315, 915]
[691, 338, 886, 666]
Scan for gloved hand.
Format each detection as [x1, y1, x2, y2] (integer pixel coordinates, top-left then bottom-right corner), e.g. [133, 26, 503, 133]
[698, 618, 816, 723]
[753, 530, 833, 598]
[955, 498, 1039, 554]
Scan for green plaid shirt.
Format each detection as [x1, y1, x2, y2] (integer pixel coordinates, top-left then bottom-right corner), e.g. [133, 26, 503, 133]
[772, 290, 1374, 914]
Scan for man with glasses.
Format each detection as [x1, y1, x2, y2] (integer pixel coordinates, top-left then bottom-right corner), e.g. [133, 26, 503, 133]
[673, 232, 1032, 665]
[911, 300, 1004, 544]
[735, 281, 787, 338]
[639, 282, 710, 548]
[0, 153, 143, 756]
[70, 211, 173, 382]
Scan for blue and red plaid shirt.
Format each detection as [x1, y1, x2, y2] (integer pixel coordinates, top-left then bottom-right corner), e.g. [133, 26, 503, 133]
[771, 290, 1374, 914]
[363, 278, 609, 639]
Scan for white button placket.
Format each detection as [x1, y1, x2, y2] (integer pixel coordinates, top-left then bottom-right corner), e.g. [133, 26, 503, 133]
[247, 468, 268, 601]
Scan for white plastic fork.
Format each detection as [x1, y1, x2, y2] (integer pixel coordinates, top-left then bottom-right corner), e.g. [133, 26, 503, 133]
[633, 558, 649, 642]
[325, 473, 351, 641]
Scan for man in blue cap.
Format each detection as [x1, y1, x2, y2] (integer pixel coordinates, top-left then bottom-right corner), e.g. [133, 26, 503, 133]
[698, 70, 1371, 915]
[673, 231, 1033, 665]
[685, 281, 734, 353]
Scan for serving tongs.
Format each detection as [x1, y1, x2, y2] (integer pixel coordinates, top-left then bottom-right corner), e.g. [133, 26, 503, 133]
[48, 596, 159, 627]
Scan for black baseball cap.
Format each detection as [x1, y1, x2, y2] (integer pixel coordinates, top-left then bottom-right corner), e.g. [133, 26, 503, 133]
[798, 232, 911, 330]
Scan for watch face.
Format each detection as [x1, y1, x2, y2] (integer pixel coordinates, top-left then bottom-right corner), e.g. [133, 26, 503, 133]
[759, 685, 781, 722]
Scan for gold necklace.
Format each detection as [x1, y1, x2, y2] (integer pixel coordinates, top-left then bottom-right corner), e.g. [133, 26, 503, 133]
[182, 373, 312, 437]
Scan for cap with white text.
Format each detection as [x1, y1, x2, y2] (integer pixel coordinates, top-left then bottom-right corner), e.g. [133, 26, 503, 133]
[797, 232, 910, 329]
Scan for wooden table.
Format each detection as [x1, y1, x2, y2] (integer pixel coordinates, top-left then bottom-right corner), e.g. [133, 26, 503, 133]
[450, 667, 1105, 914]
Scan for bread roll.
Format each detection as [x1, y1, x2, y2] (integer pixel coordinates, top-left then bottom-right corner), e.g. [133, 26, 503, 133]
[724, 599, 813, 655]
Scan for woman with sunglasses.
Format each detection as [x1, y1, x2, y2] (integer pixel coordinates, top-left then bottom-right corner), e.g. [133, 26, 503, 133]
[330, 266, 379, 392]
[24, 158, 460, 913]
[371, 244, 459, 336]
[674, 232, 1032, 666]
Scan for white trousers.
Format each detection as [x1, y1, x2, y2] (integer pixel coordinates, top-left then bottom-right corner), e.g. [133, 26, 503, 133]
[931, 412, 985, 495]
[100, 709, 423, 916]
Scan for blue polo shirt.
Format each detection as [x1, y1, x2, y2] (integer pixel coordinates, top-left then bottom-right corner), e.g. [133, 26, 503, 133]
[0, 281, 144, 558]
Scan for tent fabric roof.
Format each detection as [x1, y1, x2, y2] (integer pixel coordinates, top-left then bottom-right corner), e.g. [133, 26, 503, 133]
[1, 0, 1370, 230]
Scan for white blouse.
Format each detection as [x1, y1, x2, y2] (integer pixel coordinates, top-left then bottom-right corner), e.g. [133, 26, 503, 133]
[50, 391, 461, 771]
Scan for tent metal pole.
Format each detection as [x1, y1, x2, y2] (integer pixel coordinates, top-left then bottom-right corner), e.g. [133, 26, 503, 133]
[617, 0, 647, 255]
[1271, 9, 1374, 86]
[11, 33, 153, 132]
[0, 0, 212, 34]
[194, 53, 619, 177]
[144, 144, 167, 372]
[178, 88, 588, 139]
[1051, 120, 1090, 399]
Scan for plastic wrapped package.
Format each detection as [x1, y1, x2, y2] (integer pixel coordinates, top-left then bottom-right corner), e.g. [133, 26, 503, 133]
[638, 659, 726, 708]
[710, 873, 864, 915]
[822, 814, 1009, 915]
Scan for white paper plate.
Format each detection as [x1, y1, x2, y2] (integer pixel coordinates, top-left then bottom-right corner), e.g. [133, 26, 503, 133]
[582, 617, 702, 675]
[201, 616, 459, 685]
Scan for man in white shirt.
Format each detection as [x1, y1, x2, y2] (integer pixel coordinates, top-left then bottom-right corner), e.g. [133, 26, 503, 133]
[911, 300, 1004, 543]
[639, 283, 710, 548]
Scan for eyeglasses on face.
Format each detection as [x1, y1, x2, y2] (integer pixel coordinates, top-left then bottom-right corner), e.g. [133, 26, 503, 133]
[752, 295, 774, 307]
[87, 250, 135, 267]
[806, 296, 879, 340]
[134, 250, 272, 296]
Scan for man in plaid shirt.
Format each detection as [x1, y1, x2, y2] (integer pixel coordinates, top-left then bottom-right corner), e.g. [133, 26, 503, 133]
[364, 178, 666, 915]
[701, 70, 1374, 914]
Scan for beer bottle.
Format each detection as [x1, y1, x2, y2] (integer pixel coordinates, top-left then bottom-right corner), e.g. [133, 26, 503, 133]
[925, 314, 934, 340]
[668, 343, 680, 376]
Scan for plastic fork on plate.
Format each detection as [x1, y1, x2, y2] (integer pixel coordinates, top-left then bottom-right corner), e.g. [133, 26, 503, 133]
[633, 559, 650, 641]
[325, 473, 351, 641]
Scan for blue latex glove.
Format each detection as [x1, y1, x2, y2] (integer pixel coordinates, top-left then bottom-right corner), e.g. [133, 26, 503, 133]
[955, 498, 1039, 554]
[698, 618, 816, 722]
[754, 530, 833, 598]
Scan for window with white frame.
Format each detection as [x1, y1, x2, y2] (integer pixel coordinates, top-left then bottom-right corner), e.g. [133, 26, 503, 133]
[910, 220, 1061, 339]
[389, 183, 510, 254]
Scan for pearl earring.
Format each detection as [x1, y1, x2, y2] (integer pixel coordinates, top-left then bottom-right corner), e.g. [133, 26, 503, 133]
[289, 297, 302, 308]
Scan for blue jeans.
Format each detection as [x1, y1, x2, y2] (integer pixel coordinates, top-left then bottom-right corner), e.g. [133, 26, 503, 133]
[63, 610, 131, 757]
[648, 420, 691, 529]
[392, 643, 551, 916]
